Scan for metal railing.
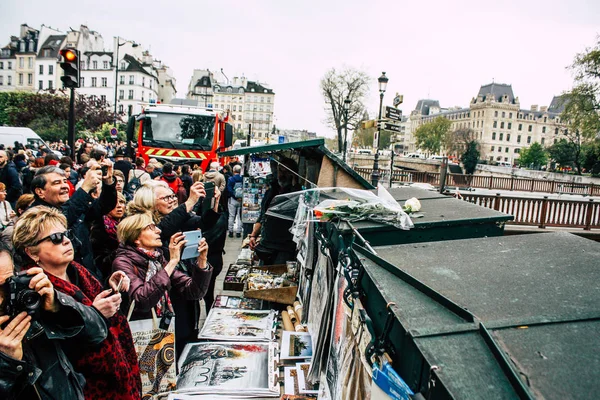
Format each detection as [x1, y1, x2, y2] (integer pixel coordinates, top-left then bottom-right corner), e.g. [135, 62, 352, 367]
[353, 167, 600, 196]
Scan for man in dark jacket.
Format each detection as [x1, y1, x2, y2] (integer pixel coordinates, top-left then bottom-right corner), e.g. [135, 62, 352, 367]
[113, 148, 133, 185]
[0, 150, 23, 208]
[0, 244, 108, 400]
[29, 162, 117, 281]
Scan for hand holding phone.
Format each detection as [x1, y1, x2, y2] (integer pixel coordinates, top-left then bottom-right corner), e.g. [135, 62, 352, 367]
[202, 181, 215, 214]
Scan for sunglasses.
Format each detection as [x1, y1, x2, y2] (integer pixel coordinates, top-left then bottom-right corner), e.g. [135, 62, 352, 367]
[33, 230, 73, 246]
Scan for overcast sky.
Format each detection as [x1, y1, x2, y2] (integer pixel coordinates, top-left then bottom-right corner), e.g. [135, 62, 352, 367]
[1, 0, 599, 138]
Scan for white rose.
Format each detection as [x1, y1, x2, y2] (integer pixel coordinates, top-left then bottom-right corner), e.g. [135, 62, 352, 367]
[404, 197, 421, 213]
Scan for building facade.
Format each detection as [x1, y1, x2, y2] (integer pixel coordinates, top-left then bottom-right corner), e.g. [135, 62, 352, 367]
[35, 34, 65, 91]
[115, 53, 158, 117]
[14, 25, 39, 92]
[0, 38, 17, 91]
[403, 83, 565, 164]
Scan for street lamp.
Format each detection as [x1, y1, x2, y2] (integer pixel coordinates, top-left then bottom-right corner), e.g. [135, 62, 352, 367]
[371, 72, 388, 187]
[113, 37, 138, 127]
[342, 96, 351, 162]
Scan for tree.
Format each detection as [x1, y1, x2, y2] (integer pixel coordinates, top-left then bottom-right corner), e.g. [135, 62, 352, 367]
[414, 116, 451, 154]
[518, 142, 548, 169]
[444, 127, 478, 158]
[461, 141, 480, 175]
[582, 139, 600, 175]
[547, 138, 577, 169]
[321, 67, 370, 152]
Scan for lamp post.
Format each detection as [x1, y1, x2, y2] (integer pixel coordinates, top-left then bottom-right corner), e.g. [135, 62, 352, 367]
[342, 96, 351, 162]
[371, 72, 388, 187]
[113, 37, 138, 127]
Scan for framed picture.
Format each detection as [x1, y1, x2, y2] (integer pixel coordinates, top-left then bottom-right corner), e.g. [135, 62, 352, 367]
[280, 331, 313, 360]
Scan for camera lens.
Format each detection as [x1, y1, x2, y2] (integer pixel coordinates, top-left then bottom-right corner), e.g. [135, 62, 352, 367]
[17, 290, 42, 313]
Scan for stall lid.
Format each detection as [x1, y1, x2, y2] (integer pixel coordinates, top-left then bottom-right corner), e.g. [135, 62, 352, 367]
[355, 232, 600, 399]
[383, 186, 448, 201]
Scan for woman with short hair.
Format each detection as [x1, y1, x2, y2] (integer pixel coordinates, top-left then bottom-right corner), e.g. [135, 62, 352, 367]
[12, 206, 142, 400]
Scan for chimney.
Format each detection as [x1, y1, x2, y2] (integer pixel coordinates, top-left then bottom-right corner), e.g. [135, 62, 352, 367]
[540, 106, 548, 112]
[530, 105, 538, 112]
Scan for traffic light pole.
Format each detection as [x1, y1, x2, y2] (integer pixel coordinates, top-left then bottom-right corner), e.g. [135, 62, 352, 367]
[68, 87, 76, 160]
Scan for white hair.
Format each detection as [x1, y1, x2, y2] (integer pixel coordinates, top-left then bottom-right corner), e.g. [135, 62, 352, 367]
[210, 161, 220, 170]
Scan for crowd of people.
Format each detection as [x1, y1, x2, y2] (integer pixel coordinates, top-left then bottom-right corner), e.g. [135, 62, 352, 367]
[0, 138, 260, 399]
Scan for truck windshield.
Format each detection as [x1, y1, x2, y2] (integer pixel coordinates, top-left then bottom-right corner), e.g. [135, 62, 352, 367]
[141, 112, 216, 151]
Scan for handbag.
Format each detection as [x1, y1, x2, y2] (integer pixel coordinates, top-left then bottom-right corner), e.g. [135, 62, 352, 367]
[127, 299, 177, 399]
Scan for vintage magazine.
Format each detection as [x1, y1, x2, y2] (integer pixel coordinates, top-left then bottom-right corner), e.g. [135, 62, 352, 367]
[198, 308, 276, 341]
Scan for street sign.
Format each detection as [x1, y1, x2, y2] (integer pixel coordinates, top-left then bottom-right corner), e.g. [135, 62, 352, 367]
[373, 130, 379, 149]
[385, 106, 402, 121]
[110, 127, 118, 137]
[278, 135, 285, 144]
[383, 123, 402, 133]
[393, 93, 404, 107]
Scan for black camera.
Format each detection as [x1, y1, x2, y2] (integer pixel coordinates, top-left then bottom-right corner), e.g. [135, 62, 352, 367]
[3, 271, 42, 318]
[159, 310, 174, 330]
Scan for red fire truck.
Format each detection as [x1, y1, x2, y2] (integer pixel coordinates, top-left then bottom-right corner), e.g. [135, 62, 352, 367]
[126, 102, 233, 171]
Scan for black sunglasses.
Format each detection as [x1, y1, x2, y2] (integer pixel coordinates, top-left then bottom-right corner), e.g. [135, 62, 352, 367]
[33, 230, 73, 246]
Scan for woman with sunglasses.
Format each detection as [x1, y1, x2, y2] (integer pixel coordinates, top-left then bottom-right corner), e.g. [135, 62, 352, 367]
[12, 206, 142, 400]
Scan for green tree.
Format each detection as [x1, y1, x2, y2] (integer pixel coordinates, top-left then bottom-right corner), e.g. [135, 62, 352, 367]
[547, 138, 577, 169]
[582, 139, 600, 175]
[321, 67, 370, 152]
[414, 116, 452, 154]
[461, 141, 480, 175]
[518, 142, 548, 169]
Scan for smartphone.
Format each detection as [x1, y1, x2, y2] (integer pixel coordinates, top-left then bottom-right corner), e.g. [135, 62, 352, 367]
[111, 276, 124, 296]
[202, 181, 215, 214]
[101, 165, 108, 177]
[181, 230, 203, 260]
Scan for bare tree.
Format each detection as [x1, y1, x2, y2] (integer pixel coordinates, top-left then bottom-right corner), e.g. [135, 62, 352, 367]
[321, 67, 370, 151]
[444, 127, 479, 157]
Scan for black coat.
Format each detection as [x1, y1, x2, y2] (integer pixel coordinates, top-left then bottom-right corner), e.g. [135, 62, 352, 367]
[0, 161, 23, 205]
[113, 160, 133, 185]
[0, 291, 107, 400]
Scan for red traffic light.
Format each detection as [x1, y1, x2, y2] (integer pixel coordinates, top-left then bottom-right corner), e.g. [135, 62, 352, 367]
[63, 49, 77, 61]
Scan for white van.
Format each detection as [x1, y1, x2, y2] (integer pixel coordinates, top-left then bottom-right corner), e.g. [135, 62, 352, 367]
[498, 161, 512, 168]
[0, 126, 49, 149]
[428, 155, 446, 161]
[405, 153, 426, 159]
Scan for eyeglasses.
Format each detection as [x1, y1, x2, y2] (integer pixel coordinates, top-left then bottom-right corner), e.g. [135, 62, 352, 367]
[144, 223, 159, 232]
[158, 194, 178, 202]
[33, 230, 73, 246]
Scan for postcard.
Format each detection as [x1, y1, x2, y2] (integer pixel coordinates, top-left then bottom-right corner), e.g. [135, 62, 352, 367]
[280, 331, 313, 360]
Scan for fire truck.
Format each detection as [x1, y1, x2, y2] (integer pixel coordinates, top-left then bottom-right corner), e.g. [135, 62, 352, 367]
[125, 102, 234, 171]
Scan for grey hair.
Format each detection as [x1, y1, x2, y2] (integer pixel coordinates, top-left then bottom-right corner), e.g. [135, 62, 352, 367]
[31, 166, 67, 195]
[210, 161, 220, 170]
[233, 165, 242, 173]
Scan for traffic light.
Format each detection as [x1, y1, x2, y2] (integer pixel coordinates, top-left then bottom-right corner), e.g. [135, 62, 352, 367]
[59, 48, 80, 88]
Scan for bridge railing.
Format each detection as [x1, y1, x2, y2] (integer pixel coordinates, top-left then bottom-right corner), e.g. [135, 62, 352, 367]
[353, 167, 600, 196]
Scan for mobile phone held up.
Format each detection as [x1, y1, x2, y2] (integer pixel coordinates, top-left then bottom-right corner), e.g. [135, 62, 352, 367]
[202, 181, 215, 214]
[181, 230, 203, 260]
[101, 165, 108, 177]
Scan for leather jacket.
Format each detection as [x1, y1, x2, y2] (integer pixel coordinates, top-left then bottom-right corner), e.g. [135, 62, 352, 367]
[0, 290, 108, 400]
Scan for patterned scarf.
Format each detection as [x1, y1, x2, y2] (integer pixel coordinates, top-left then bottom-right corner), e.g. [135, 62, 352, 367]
[103, 215, 120, 240]
[136, 247, 173, 317]
[25, 262, 142, 399]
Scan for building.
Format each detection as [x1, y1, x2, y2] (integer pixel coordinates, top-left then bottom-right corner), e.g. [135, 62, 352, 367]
[79, 51, 114, 105]
[276, 129, 317, 143]
[403, 83, 565, 164]
[0, 37, 17, 91]
[35, 34, 65, 91]
[115, 53, 158, 117]
[186, 71, 276, 139]
[13, 24, 39, 92]
[154, 61, 177, 104]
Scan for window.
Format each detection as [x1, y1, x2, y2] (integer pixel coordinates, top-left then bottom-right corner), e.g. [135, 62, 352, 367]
[103, 61, 109, 69]
[7, 62, 12, 70]
[528, 125, 532, 132]
[80, 77, 85, 87]
[491, 146, 495, 151]
[499, 133, 504, 141]
[239, 105, 242, 112]
[509, 112, 512, 118]
[101, 77, 107, 87]
[19, 58, 24, 68]
[0, 62, 3, 69]
[493, 121, 497, 128]
[142, 77, 145, 87]
[0, 76, 3, 85]
[518, 124, 522, 131]
[554, 138, 557, 144]
[543, 117, 547, 123]
[119, 90, 124, 99]
[100, 95, 106, 103]
[555, 128, 559, 135]
[498, 147, 502, 152]
[48, 65, 53, 75]
[492, 132, 496, 140]
[541, 138, 545, 145]
[233, 105, 236, 111]
[507, 134, 511, 141]
[27, 74, 32, 85]
[494, 111, 498, 117]
[119, 104, 124, 113]
[92, 61, 98, 69]
[19, 42, 25, 52]
[28, 57, 33, 68]
[81, 61, 86, 70]
[542, 126, 546, 133]
[38, 80, 43, 90]
[7, 76, 11, 85]
[514, 148, 520, 153]
[505, 147, 509, 153]
[141, 91, 144, 101]
[128, 90, 134, 99]
[39, 65, 43, 75]
[502, 112, 505, 118]
[120, 75, 124, 85]
[507, 122, 512, 129]
[527, 136, 531, 144]
[500, 122, 504, 129]
[237, 124, 241, 129]
[129, 75, 134, 84]
[149, 80, 152, 89]
[91, 77, 97, 87]
[48, 80, 52, 90]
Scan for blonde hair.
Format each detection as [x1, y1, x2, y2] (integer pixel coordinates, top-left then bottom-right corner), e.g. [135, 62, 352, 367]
[0, 182, 5, 191]
[126, 180, 169, 221]
[12, 206, 67, 254]
[192, 170, 203, 183]
[117, 212, 154, 245]
[116, 191, 126, 204]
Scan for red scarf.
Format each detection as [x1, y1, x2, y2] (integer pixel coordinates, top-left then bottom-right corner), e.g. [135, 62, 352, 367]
[26, 262, 142, 400]
[103, 214, 119, 240]
[135, 247, 173, 317]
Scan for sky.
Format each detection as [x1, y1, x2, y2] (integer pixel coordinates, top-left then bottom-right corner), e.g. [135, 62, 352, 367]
[1, 0, 599, 138]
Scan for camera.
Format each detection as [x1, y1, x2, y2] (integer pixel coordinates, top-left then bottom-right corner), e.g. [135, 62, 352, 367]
[3, 271, 42, 318]
[159, 310, 174, 330]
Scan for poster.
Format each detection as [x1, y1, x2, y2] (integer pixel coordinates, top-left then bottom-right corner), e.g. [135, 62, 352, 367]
[284, 366, 298, 395]
[198, 309, 275, 341]
[241, 177, 269, 224]
[296, 362, 319, 395]
[213, 295, 264, 310]
[280, 331, 313, 360]
[176, 342, 278, 397]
